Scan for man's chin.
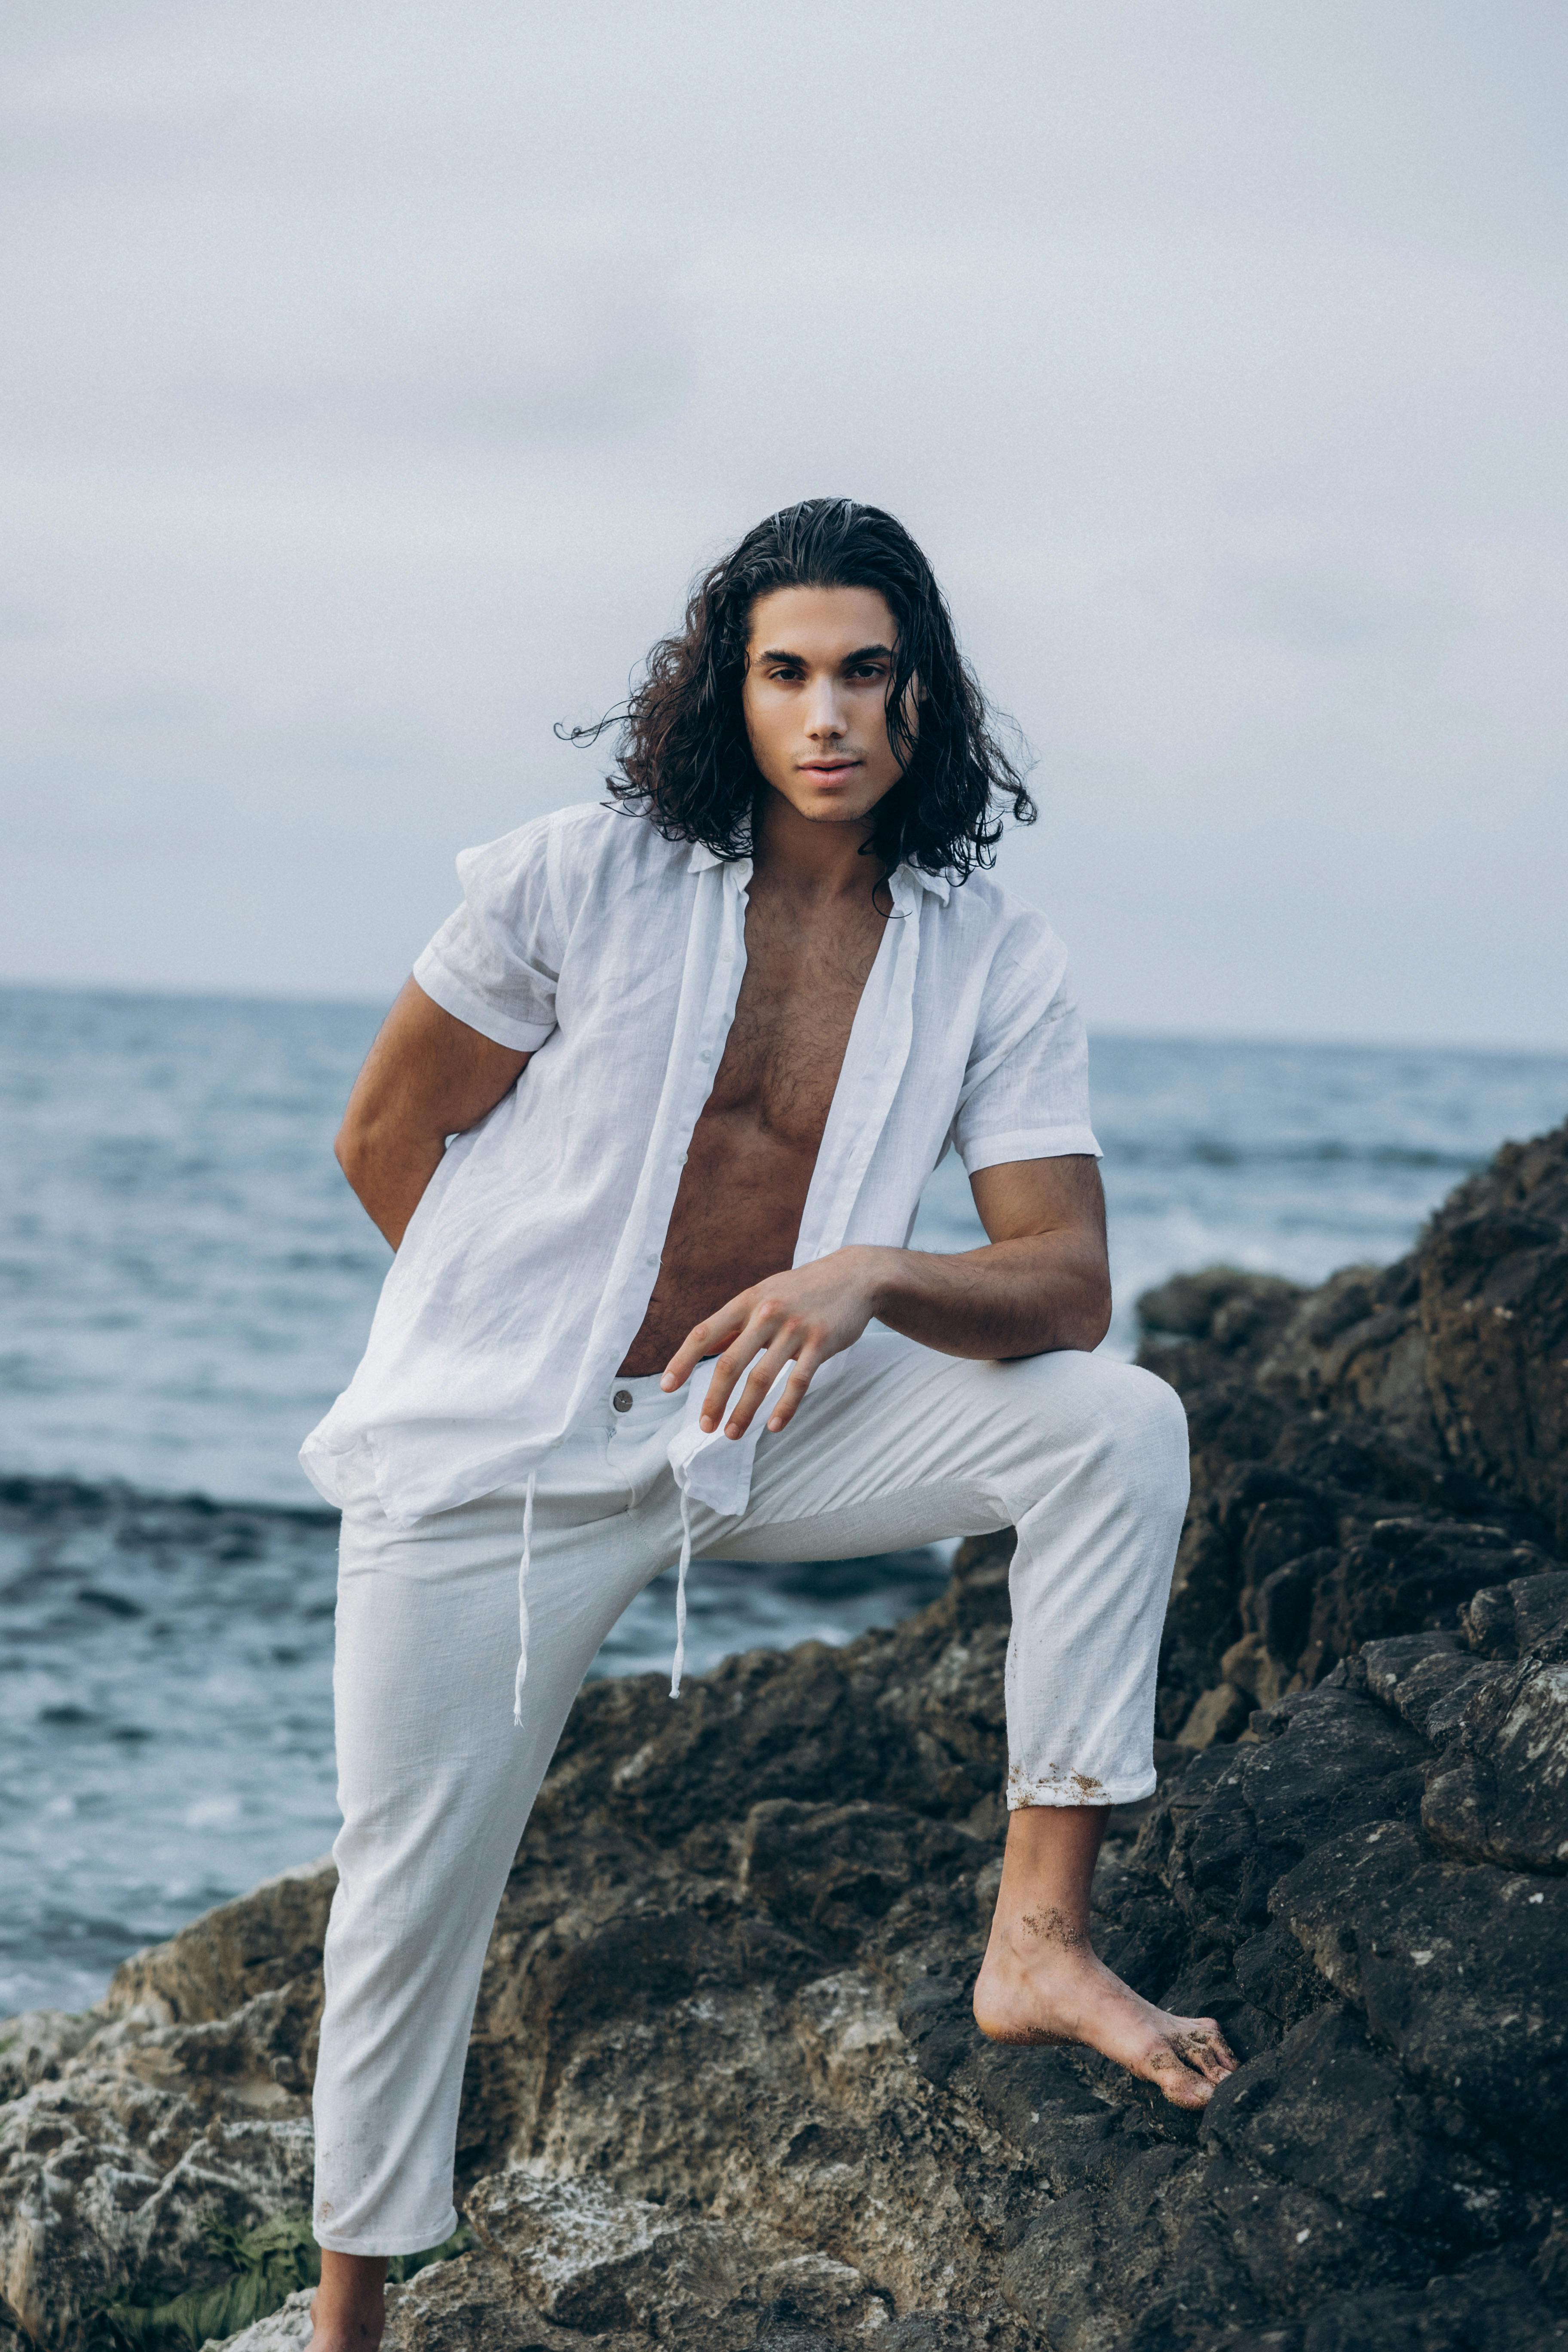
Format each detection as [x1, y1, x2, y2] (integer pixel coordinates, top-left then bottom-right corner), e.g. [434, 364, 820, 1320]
[800, 801, 878, 825]
[787, 785, 890, 826]
[762, 776, 896, 830]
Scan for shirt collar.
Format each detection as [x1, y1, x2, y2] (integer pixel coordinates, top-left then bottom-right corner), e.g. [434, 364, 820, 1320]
[687, 839, 950, 903]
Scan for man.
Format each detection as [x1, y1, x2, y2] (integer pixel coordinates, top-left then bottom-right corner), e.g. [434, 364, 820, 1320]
[300, 499, 1235, 2351]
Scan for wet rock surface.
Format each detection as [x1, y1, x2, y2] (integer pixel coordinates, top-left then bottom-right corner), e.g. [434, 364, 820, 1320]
[5, 1121, 1568, 2349]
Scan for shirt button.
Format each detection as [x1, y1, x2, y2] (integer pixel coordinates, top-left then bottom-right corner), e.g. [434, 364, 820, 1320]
[612, 1389, 633, 1413]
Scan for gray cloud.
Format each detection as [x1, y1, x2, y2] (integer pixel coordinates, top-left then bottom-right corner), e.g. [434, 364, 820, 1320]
[0, 1, 1564, 1045]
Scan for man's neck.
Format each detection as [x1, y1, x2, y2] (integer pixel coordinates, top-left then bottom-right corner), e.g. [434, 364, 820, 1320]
[751, 789, 885, 901]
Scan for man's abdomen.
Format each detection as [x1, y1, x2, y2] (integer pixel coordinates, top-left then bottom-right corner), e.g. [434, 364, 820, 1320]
[617, 1108, 819, 1376]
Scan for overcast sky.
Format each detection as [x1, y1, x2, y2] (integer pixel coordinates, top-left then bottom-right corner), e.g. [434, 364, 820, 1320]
[3, 3, 1565, 1046]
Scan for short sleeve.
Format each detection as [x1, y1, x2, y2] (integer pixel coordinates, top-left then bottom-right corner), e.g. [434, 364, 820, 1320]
[412, 815, 562, 1052]
[952, 919, 1101, 1174]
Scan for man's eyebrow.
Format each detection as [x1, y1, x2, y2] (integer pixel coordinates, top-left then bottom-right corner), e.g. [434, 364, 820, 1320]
[756, 643, 895, 664]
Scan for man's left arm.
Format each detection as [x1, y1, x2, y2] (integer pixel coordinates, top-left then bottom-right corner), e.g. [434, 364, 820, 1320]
[662, 1155, 1111, 1439]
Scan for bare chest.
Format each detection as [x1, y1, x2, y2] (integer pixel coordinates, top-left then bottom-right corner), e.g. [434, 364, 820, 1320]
[704, 892, 886, 1150]
[616, 884, 888, 1372]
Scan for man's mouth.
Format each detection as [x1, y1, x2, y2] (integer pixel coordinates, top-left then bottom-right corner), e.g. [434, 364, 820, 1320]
[798, 759, 861, 779]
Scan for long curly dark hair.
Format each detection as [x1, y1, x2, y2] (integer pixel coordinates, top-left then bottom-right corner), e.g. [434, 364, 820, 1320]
[561, 499, 1035, 883]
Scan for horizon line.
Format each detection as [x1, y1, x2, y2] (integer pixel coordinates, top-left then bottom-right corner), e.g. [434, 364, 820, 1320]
[1, 971, 1565, 1066]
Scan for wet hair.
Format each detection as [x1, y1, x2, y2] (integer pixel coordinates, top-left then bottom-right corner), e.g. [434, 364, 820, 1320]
[560, 497, 1035, 884]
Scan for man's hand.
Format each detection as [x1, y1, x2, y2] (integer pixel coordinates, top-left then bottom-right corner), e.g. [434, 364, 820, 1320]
[661, 1154, 1112, 1441]
[660, 1247, 890, 1439]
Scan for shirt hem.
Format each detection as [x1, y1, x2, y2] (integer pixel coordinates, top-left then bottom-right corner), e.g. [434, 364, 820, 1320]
[297, 1430, 360, 1510]
[959, 1124, 1103, 1174]
[411, 952, 556, 1052]
[307, 1425, 570, 1529]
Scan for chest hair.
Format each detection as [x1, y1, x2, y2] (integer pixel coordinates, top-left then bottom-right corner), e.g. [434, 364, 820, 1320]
[708, 888, 889, 1148]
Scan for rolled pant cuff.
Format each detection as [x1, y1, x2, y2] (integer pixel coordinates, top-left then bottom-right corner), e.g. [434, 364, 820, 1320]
[312, 2202, 459, 2260]
[1005, 1766, 1156, 1810]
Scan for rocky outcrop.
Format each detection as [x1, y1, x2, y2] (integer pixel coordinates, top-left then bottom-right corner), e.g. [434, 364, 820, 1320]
[4, 1121, 1568, 2352]
[1234, 1117, 1568, 1551]
[1140, 1118, 1568, 1746]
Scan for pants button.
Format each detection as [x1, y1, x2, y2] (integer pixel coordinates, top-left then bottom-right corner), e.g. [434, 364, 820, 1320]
[612, 1389, 634, 1413]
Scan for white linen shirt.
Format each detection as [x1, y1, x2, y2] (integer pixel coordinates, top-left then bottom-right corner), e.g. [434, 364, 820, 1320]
[300, 801, 1101, 1529]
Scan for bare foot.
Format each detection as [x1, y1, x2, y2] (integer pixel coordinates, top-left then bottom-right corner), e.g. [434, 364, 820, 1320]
[307, 2251, 388, 2352]
[972, 1909, 1238, 2111]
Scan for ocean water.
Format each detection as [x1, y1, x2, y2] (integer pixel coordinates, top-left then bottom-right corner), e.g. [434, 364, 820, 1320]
[2, 982, 1565, 2013]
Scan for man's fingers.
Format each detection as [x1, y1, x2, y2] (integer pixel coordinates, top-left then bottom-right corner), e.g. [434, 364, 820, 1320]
[697, 1314, 777, 1430]
[661, 1328, 711, 1393]
[677, 1284, 845, 1436]
[664, 1304, 746, 1394]
[721, 1332, 801, 1438]
[764, 1349, 826, 1433]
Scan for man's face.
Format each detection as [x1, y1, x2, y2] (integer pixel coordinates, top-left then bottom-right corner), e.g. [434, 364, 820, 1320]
[741, 584, 912, 831]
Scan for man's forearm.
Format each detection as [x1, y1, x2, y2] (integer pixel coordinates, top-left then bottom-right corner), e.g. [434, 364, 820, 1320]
[863, 1234, 1112, 1360]
[336, 1126, 447, 1252]
[666, 1159, 1110, 1436]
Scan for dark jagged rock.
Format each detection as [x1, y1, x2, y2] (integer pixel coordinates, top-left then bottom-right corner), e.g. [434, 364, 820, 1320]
[5, 1123, 1568, 2350]
[1423, 1134, 1568, 1551]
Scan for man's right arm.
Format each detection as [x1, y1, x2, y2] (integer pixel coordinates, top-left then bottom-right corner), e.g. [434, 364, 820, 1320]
[334, 978, 532, 1249]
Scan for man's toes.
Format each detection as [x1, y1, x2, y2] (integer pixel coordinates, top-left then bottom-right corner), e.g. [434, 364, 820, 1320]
[1145, 2042, 1213, 2109]
[1170, 2020, 1237, 2085]
[1190, 2015, 1238, 2070]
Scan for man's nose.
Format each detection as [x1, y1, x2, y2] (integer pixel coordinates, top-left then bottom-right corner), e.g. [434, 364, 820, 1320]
[804, 680, 847, 737]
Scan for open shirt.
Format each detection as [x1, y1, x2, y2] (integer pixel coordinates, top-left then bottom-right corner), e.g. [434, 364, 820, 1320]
[300, 802, 1102, 1529]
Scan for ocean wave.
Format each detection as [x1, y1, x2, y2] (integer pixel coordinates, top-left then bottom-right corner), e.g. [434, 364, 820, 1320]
[1099, 1137, 1487, 1173]
[0, 1470, 338, 1531]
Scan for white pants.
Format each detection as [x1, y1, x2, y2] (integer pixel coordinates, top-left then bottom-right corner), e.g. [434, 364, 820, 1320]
[312, 1332, 1188, 2254]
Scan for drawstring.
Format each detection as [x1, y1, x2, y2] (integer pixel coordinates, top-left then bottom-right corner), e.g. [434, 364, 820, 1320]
[514, 1466, 695, 1715]
[512, 1470, 537, 1726]
[670, 1488, 693, 1700]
